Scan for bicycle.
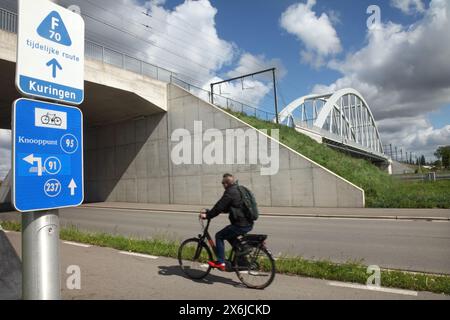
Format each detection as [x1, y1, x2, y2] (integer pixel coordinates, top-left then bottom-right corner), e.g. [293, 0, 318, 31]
[178, 216, 276, 289]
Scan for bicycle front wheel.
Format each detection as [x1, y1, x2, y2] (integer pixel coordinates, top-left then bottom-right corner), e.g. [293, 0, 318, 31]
[234, 245, 276, 289]
[178, 238, 212, 279]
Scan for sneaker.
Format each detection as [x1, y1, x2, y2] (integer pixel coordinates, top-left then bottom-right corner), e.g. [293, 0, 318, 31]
[207, 261, 226, 271]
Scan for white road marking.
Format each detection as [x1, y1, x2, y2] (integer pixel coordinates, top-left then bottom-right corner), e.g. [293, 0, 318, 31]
[63, 241, 92, 248]
[327, 281, 418, 296]
[119, 251, 158, 259]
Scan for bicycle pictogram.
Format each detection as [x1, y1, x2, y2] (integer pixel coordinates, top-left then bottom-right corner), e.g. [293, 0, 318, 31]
[41, 112, 62, 126]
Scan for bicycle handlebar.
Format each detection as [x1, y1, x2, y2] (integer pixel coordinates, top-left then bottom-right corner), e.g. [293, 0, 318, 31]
[198, 212, 211, 230]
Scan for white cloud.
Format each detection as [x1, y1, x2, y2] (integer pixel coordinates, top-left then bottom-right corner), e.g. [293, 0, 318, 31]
[313, 0, 450, 160]
[391, 0, 426, 15]
[57, 0, 236, 84]
[280, 0, 342, 67]
[378, 117, 450, 160]
[62, 0, 282, 104]
[141, 0, 236, 83]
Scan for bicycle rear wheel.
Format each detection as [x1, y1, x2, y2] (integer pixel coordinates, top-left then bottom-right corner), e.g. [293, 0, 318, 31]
[178, 238, 212, 279]
[234, 245, 275, 289]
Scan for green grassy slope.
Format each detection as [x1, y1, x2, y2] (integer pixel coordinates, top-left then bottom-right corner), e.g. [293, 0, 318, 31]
[228, 111, 449, 208]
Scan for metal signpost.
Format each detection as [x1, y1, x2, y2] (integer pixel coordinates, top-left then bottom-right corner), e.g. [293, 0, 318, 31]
[13, 0, 85, 300]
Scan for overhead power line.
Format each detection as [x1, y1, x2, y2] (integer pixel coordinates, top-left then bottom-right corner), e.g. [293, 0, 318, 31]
[80, 0, 233, 65]
[81, 12, 215, 76]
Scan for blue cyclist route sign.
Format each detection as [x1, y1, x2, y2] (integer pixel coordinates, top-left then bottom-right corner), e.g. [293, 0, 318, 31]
[12, 98, 84, 212]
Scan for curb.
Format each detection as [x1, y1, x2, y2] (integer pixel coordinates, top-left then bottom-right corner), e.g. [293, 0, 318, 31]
[79, 205, 450, 222]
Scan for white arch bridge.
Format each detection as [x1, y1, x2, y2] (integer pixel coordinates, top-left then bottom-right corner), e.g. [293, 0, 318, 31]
[277, 88, 388, 163]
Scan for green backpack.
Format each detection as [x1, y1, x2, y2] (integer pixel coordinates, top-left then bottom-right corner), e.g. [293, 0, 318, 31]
[236, 183, 259, 222]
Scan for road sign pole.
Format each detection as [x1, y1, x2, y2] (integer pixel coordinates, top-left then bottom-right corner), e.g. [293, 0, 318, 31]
[22, 209, 60, 300]
[15, 0, 84, 300]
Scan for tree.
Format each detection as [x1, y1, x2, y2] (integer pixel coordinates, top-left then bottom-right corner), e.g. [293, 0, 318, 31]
[434, 160, 442, 168]
[435, 146, 450, 169]
[420, 155, 426, 166]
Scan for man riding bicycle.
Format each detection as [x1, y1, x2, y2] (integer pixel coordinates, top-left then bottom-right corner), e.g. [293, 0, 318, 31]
[200, 173, 253, 271]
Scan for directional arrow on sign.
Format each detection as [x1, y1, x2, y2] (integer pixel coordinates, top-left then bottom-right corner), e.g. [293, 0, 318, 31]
[23, 154, 43, 176]
[46, 58, 62, 78]
[68, 179, 77, 196]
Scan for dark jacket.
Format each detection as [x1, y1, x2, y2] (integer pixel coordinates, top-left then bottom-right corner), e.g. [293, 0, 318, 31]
[206, 184, 253, 227]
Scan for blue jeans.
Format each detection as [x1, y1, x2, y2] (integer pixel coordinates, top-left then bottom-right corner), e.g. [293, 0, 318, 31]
[215, 224, 253, 263]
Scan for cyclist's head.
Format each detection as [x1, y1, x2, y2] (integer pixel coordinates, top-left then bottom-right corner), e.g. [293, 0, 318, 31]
[221, 173, 235, 189]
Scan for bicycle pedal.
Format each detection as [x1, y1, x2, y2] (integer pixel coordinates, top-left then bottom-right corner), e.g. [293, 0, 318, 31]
[224, 261, 233, 272]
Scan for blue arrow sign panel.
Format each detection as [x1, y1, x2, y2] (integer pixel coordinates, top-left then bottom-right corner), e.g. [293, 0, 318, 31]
[12, 98, 84, 212]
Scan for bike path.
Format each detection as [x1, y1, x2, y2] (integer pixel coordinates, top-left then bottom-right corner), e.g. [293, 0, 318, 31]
[5, 231, 448, 300]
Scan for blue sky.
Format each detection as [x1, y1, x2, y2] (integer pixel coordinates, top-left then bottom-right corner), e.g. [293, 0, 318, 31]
[189, 0, 435, 101]
[211, 0, 448, 160]
[429, 105, 450, 128]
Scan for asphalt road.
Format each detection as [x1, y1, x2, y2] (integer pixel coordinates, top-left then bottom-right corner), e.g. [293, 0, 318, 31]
[4, 231, 448, 300]
[8, 206, 447, 275]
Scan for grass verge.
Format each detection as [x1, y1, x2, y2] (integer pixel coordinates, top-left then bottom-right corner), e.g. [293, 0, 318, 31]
[2, 220, 449, 296]
[227, 110, 450, 209]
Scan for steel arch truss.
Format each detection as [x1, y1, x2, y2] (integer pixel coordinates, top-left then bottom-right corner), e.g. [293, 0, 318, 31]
[278, 88, 384, 155]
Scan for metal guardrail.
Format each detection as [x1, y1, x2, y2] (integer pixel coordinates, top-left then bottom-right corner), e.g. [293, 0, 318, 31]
[394, 173, 450, 181]
[84, 41, 174, 83]
[0, 7, 276, 123]
[0, 7, 16, 33]
[171, 77, 277, 122]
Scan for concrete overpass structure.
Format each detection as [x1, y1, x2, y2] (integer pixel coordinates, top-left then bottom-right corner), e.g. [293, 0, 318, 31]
[0, 8, 365, 208]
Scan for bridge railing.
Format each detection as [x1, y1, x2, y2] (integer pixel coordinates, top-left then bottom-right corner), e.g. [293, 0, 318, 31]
[0, 8, 16, 33]
[171, 77, 277, 122]
[0, 7, 275, 123]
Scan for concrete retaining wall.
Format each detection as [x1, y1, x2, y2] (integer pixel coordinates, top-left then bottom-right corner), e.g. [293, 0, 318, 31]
[85, 84, 364, 208]
[85, 112, 170, 203]
[165, 85, 364, 207]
